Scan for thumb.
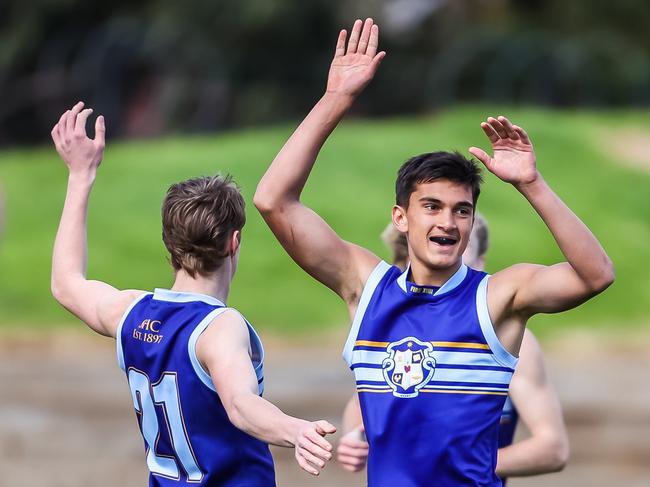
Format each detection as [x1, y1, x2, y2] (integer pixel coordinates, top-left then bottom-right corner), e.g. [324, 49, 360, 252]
[357, 423, 365, 434]
[469, 147, 490, 166]
[315, 420, 337, 435]
[94, 115, 106, 147]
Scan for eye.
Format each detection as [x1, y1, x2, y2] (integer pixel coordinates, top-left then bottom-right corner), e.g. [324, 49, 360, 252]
[455, 207, 471, 216]
[424, 203, 440, 211]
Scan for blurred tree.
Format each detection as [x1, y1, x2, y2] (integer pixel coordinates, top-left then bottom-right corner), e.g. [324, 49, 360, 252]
[0, 0, 648, 145]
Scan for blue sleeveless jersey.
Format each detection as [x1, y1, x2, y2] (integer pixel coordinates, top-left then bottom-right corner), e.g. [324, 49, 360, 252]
[343, 262, 518, 487]
[117, 288, 276, 487]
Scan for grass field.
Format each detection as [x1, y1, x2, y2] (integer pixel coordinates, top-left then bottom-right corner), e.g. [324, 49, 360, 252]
[0, 106, 648, 336]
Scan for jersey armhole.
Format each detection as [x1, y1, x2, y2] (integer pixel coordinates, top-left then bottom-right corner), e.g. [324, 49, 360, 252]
[342, 260, 392, 366]
[116, 292, 152, 371]
[187, 307, 231, 392]
[476, 275, 519, 369]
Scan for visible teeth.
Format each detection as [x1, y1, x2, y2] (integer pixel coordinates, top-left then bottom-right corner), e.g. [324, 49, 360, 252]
[430, 236, 456, 245]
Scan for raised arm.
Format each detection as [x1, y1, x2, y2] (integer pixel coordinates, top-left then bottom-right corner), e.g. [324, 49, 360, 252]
[254, 19, 386, 305]
[197, 310, 336, 476]
[51, 102, 142, 337]
[469, 116, 614, 323]
[496, 330, 569, 477]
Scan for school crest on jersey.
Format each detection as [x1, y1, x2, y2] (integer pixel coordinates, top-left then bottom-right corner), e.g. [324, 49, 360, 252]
[382, 336, 436, 398]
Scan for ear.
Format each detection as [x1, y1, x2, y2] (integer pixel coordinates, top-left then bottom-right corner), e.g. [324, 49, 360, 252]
[392, 205, 408, 233]
[229, 230, 241, 255]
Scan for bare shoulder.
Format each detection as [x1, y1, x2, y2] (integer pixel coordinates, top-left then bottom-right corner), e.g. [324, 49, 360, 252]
[97, 289, 147, 338]
[195, 309, 251, 363]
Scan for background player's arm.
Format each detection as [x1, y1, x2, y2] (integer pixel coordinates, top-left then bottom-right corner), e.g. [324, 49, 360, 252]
[496, 330, 569, 477]
[197, 310, 337, 476]
[51, 102, 143, 337]
[469, 117, 614, 322]
[336, 393, 369, 472]
[254, 19, 385, 305]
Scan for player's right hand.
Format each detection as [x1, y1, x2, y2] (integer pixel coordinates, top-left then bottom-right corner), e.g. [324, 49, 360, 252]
[294, 420, 336, 476]
[51, 101, 106, 177]
[326, 18, 386, 98]
[336, 425, 369, 472]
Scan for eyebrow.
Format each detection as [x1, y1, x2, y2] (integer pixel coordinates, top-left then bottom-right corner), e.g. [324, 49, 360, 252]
[419, 197, 474, 209]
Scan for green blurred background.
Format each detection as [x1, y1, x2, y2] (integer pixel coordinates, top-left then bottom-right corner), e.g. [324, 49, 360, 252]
[0, 0, 649, 335]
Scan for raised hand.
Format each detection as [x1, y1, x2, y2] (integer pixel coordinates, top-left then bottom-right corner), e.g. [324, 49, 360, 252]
[469, 116, 539, 187]
[326, 18, 386, 98]
[51, 101, 106, 177]
[294, 420, 336, 476]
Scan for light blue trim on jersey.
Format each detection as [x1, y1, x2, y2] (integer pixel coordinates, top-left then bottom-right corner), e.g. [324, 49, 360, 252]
[187, 307, 232, 392]
[153, 288, 225, 307]
[476, 275, 518, 369]
[188, 307, 266, 395]
[397, 262, 468, 296]
[437, 263, 468, 295]
[116, 292, 152, 371]
[343, 260, 393, 365]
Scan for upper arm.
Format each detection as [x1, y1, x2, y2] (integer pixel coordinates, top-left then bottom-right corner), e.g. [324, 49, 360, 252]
[509, 330, 567, 442]
[490, 261, 602, 323]
[195, 310, 259, 410]
[255, 199, 380, 303]
[62, 281, 144, 338]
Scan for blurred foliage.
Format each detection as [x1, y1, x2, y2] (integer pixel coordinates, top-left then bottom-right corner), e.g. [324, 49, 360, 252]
[0, 0, 649, 145]
[0, 106, 648, 335]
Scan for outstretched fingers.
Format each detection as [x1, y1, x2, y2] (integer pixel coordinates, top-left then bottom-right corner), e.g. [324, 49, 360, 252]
[357, 18, 373, 55]
[367, 24, 380, 57]
[513, 124, 531, 145]
[497, 116, 519, 140]
[94, 115, 106, 148]
[346, 19, 363, 54]
[75, 108, 94, 137]
[334, 29, 347, 58]
[480, 122, 500, 144]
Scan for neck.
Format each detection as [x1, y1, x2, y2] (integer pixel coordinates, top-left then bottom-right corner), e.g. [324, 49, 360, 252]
[408, 259, 462, 287]
[171, 267, 231, 304]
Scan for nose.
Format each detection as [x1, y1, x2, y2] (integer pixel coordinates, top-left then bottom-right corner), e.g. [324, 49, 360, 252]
[436, 209, 457, 232]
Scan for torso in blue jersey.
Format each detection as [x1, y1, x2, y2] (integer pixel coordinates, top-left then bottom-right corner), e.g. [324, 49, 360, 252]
[117, 288, 276, 487]
[343, 262, 518, 487]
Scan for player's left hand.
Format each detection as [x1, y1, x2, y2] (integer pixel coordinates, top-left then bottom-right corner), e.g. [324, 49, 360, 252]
[469, 116, 539, 187]
[51, 101, 105, 178]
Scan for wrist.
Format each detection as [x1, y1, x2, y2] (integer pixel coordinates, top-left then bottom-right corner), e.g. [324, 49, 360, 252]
[321, 91, 355, 111]
[285, 417, 308, 447]
[514, 172, 545, 196]
[68, 170, 97, 187]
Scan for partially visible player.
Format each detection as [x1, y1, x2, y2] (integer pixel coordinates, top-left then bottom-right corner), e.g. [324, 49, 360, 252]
[337, 215, 570, 482]
[50, 102, 336, 485]
[255, 18, 612, 486]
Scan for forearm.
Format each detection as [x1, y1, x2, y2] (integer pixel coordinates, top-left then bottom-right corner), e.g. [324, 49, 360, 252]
[342, 395, 363, 434]
[517, 176, 613, 290]
[228, 393, 305, 447]
[255, 92, 353, 207]
[496, 433, 569, 477]
[51, 172, 96, 304]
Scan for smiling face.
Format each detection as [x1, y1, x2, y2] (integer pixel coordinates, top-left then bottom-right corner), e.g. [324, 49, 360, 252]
[393, 179, 474, 273]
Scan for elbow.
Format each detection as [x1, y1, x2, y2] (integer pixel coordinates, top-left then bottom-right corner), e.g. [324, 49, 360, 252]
[225, 394, 248, 431]
[545, 434, 570, 472]
[51, 278, 68, 306]
[252, 188, 274, 215]
[589, 258, 615, 294]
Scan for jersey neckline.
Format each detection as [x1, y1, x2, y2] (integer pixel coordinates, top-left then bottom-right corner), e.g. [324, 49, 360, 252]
[397, 262, 468, 297]
[153, 288, 225, 307]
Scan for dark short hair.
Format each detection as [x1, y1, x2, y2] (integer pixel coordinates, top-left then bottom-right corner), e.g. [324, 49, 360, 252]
[162, 174, 245, 277]
[395, 152, 483, 208]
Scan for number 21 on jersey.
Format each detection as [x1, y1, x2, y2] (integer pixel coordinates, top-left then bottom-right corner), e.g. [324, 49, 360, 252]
[128, 368, 204, 482]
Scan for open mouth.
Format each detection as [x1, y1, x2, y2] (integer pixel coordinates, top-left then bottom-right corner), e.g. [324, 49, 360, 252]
[429, 236, 458, 246]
